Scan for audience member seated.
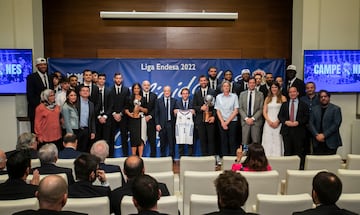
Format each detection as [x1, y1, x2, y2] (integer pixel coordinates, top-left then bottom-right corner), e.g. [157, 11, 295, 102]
[68, 153, 111, 199]
[13, 175, 86, 215]
[0, 150, 39, 200]
[293, 171, 357, 215]
[90, 140, 122, 173]
[6, 132, 38, 159]
[130, 174, 168, 215]
[111, 155, 170, 215]
[33, 143, 75, 185]
[205, 170, 258, 215]
[58, 133, 82, 159]
[232, 143, 272, 171]
[0, 149, 7, 175]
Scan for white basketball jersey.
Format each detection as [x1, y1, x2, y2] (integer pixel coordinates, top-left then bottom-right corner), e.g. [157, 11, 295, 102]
[175, 110, 194, 145]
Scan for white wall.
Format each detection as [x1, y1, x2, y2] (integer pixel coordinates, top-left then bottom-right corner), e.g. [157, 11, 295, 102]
[293, 0, 360, 157]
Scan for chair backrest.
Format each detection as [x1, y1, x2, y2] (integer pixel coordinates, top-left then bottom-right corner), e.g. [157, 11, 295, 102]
[27, 173, 68, 184]
[346, 154, 360, 170]
[180, 156, 215, 192]
[337, 193, 360, 214]
[0, 174, 8, 183]
[56, 159, 75, 178]
[31, 159, 41, 168]
[190, 194, 218, 215]
[337, 169, 360, 193]
[121, 195, 178, 215]
[105, 157, 126, 171]
[221, 156, 247, 171]
[183, 170, 221, 215]
[62, 197, 110, 215]
[304, 154, 343, 173]
[268, 155, 300, 181]
[143, 157, 173, 173]
[241, 170, 279, 212]
[93, 172, 122, 191]
[285, 169, 325, 195]
[0, 198, 38, 214]
[256, 193, 313, 215]
[148, 171, 175, 195]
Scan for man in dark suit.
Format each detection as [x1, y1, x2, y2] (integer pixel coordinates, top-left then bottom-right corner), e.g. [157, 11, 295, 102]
[278, 87, 309, 169]
[76, 85, 96, 152]
[193, 75, 217, 156]
[26, 57, 53, 132]
[217, 70, 241, 96]
[0, 150, 39, 200]
[309, 90, 342, 155]
[259, 72, 274, 98]
[110, 156, 170, 215]
[76, 69, 99, 110]
[293, 171, 357, 215]
[155, 85, 177, 158]
[14, 175, 86, 215]
[58, 133, 82, 159]
[95, 73, 112, 143]
[283, 65, 306, 98]
[207, 66, 221, 93]
[108, 73, 130, 157]
[237, 68, 251, 93]
[142, 80, 158, 157]
[33, 143, 75, 185]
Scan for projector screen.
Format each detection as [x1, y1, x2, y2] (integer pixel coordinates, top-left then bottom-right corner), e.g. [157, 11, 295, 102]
[304, 50, 360, 93]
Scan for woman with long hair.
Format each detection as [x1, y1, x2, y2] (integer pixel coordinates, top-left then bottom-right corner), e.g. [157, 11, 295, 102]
[61, 89, 79, 135]
[232, 143, 271, 171]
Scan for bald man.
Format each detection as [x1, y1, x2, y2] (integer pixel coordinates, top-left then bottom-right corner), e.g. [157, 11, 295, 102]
[14, 175, 86, 215]
[0, 149, 6, 175]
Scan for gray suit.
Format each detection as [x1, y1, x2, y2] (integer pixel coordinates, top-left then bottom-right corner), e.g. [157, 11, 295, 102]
[239, 90, 264, 144]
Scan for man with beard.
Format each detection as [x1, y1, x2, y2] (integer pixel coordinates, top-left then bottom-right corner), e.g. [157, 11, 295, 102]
[207, 66, 221, 94]
[237, 69, 251, 93]
[259, 72, 274, 98]
[282, 65, 306, 99]
[217, 70, 241, 96]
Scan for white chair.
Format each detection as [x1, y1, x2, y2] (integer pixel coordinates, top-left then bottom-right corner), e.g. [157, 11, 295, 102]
[31, 158, 41, 168]
[148, 171, 175, 195]
[105, 157, 126, 170]
[338, 193, 360, 214]
[256, 193, 313, 215]
[346, 154, 360, 170]
[183, 170, 221, 215]
[337, 169, 360, 193]
[221, 156, 247, 170]
[63, 197, 110, 215]
[0, 174, 8, 183]
[93, 172, 122, 191]
[241, 170, 279, 212]
[56, 159, 75, 178]
[27, 173, 68, 184]
[190, 194, 218, 215]
[0, 198, 38, 214]
[180, 156, 215, 193]
[121, 195, 178, 215]
[285, 169, 325, 195]
[304, 154, 343, 173]
[143, 157, 173, 173]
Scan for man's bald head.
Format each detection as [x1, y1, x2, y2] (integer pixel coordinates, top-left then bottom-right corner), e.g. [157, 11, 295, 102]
[124, 155, 144, 180]
[0, 149, 6, 170]
[36, 175, 68, 211]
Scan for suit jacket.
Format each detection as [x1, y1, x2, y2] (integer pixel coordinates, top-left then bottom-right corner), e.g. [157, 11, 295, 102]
[68, 180, 111, 199]
[76, 98, 96, 134]
[111, 180, 170, 215]
[33, 163, 75, 185]
[76, 83, 100, 111]
[237, 79, 249, 93]
[309, 103, 342, 149]
[6, 149, 38, 159]
[107, 85, 130, 116]
[13, 209, 87, 215]
[283, 78, 306, 98]
[0, 178, 38, 200]
[293, 204, 357, 215]
[278, 99, 309, 137]
[99, 163, 121, 173]
[58, 147, 82, 159]
[143, 92, 157, 119]
[259, 84, 270, 98]
[205, 208, 258, 215]
[238, 90, 264, 126]
[207, 77, 221, 92]
[97, 86, 111, 116]
[192, 88, 217, 125]
[155, 97, 177, 127]
[175, 98, 193, 110]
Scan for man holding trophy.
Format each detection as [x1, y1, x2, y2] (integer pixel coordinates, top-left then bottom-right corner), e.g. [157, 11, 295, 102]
[193, 75, 217, 156]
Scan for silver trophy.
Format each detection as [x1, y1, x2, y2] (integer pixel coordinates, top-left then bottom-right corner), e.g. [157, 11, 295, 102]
[133, 99, 141, 118]
[203, 94, 215, 122]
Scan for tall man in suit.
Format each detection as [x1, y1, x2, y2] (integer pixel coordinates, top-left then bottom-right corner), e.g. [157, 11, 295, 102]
[283, 65, 306, 98]
[207, 66, 221, 93]
[237, 68, 251, 93]
[142, 80, 158, 157]
[76, 85, 96, 152]
[217, 70, 242, 96]
[155, 85, 177, 158]
[76, 69, 99, 110]
[239, 78, 264, 145]
[26, 57, 53, 132]
[193, 75, 217, 156]
[259, 72, 274, 98]
[96, 73, 111, 143]
[309, 90, 342, 155]
[278, 87, 309, 169]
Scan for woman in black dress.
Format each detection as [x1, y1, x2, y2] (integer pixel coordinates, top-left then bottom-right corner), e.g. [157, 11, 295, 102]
[125, 83, 148, 156]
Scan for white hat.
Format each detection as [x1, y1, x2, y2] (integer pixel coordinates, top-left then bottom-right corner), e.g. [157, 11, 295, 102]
[286, 65, 296, 71]
[241, 69, 250, 75]
[35, 57, 47, 65]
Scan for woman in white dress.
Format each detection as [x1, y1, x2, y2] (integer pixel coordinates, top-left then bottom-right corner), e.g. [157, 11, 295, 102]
[261, 82, 287, 156]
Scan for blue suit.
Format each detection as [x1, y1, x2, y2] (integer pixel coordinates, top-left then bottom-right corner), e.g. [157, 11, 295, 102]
[58, 147, 82, 159]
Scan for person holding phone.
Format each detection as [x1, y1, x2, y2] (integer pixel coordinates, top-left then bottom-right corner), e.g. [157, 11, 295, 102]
[231, 143, 272, 171]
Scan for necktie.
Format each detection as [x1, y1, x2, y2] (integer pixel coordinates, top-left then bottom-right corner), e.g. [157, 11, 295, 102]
[290, 99, 295, 121]
[166, 98, 170, 121]
[211, 81, 214, 90]
[99, 89, 104, 113]
[117, 87, 120, 95]
[248, 91, 252, 117]
[145, 93, 149, 103]
[43, 74, 48, 88]
[288, 81, 291, 90]
[184, 101, 187, 109]
[202, 90, 206, 98]
[245, 82, 248, 90]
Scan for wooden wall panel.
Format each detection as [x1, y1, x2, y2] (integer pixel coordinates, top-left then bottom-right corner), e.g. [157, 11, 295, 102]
[43, 0, 292, 62]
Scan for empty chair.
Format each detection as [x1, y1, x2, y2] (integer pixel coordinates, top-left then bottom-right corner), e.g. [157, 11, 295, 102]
[337, 193, 360, 214]
[31, 158, 41, 168]
[56, 158, 75, 178]
[121, 195, 178, 215]
[221, 156, 247, 171]
[304, 154, 343, 173]
[183, 170, 221, 215]
[256, 193, 313, 215]
[0, 198, 38, 214]
[190, 194, 218, 215]
[285, 169, 324, 195]
[180, 156, 215, 193]
[148, 171, 175, 195]
[93, 172, 122, 191]
[346, 154, 360, 170]
[62, 196, 110, 215]
[241, 170, 279, 212]
[337, 169, 360, 193]
[142, 157, 173, 173]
